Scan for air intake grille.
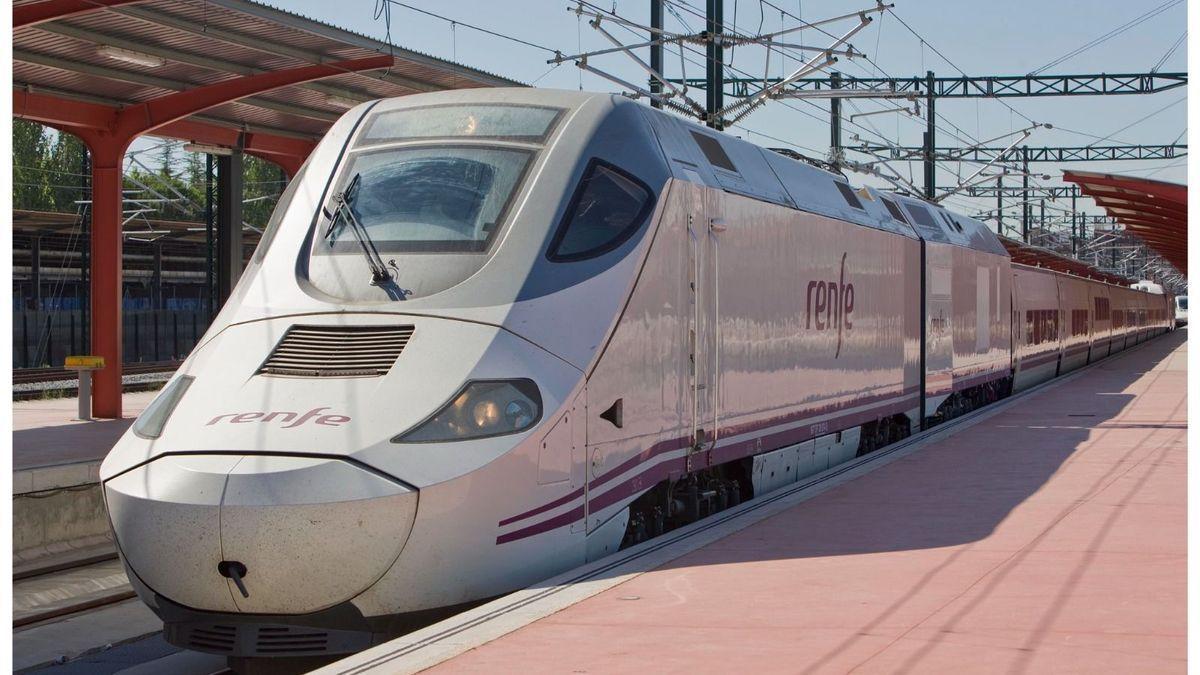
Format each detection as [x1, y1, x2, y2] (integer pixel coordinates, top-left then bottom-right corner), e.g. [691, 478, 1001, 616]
[258, 325, 414, 377]
[186, 624, 236, 653]
[256, 626, 329, 654]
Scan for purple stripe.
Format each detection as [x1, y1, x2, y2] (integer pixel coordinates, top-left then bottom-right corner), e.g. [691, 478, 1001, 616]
[495, 390, 918, 544]
[497, 435, 691, 527]
[496, 384, 915, 529]
[709, 393, 917, 469]
[495, 504, 586, 545]
[1020, 351, 1060, 369]
[712, 385, 918, 445]
[952, 368, 1009, 392]
[927, 366, 1010, 396]
[1063, 343, 1090, 357]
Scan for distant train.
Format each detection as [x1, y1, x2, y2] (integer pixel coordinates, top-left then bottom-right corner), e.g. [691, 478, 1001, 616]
[99, 88, 1174, 660]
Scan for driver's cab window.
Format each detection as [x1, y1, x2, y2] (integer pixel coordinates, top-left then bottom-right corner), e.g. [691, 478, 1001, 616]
[548, 160, 653, 262]
[317, 145, 531, 254]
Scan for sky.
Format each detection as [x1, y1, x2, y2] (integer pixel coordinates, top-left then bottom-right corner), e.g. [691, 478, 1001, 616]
[141, 0, 1190, 236]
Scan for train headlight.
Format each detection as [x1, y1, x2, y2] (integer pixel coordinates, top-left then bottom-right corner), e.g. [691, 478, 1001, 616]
[132, 375, 195, 439]
[393, 379, 542, 443]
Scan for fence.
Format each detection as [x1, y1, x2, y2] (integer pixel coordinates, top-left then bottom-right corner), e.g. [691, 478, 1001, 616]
[13, 310, 211, 369]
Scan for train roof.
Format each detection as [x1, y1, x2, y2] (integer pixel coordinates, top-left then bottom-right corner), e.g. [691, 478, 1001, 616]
[361, 87, 1010, 257]
[626, 94, 1008, 256]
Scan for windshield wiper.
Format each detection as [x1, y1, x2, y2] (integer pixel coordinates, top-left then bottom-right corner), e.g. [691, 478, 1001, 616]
[323, 173, 394, 285]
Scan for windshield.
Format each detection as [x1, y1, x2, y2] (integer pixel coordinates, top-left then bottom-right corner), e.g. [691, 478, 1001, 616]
[1178, 297, 1188, 310]
[319, 146, 532, 254]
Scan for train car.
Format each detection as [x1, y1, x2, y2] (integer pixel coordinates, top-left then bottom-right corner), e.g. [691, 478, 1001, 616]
[892, 195, 1011, 422]
[1056, 273, 1092, 373]
[1175, 295, 1188, 326]
[98, 88, 1168, 661]
[1109, 285, 1131, 353]
[1011, 264, 1062, 391]
[1087, 281, 1114, 361]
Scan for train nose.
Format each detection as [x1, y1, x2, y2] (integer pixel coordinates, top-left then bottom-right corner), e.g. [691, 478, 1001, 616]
[104, 454, 416, 615]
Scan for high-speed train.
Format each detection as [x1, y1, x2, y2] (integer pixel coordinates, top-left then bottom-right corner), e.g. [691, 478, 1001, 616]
[100, 88, 1174, 659]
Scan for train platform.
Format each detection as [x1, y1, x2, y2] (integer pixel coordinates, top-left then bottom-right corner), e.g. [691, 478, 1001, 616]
[325, 329, 1186, 674]
[13, 391, 156, 623]
[14, 390, 154, 472]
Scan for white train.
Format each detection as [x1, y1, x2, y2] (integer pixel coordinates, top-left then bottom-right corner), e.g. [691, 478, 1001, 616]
[100, 88, 1174, 659]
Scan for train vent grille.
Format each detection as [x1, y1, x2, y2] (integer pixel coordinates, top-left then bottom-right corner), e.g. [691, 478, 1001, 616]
[258, 325, 414, 377]
[256, 626, 330, 654]
[187, 625, 237, 653]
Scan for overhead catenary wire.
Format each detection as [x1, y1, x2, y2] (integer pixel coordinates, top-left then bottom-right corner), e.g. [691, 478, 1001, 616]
[1029, 0, 1183, 75]
[370, 1, 1168, 272]
[1082, 95, 1187, 148]
[580, 0, 922, 162]
[1151, 30, 1187, 73]
[385, 1, 560, 55]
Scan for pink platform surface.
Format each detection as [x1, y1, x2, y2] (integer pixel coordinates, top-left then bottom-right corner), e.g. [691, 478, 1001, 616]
[12, 390, 156, 471]
[433, 331, 1187, 673]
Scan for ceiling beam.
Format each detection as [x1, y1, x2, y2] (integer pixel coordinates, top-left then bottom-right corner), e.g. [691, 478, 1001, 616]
[34, 22, 376, 108]
[115, 5, 443, 94]
[14, 0, 147, 27]
[15, 48, 342, 122]
[109, 55, 393, 141]
[13, 82, 322, 141]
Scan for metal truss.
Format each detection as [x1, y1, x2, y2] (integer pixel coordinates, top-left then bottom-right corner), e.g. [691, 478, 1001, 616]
[963, 185, 1081, 198]
[551, 0, 887, 127]
[673, 72, 1188, 99]
[856, 143, 1187, 163]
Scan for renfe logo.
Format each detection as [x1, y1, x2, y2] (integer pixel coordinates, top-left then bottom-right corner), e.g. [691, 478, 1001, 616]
[805, 252, 855, 358]
[206, 407, 350, 428]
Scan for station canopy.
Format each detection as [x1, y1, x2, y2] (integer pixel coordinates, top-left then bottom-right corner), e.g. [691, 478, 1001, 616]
[1062, 170, 1187, 276]
[13, 0, 522, 171]
[999, 236, 1134, 287]
[12, 0, 524, 420]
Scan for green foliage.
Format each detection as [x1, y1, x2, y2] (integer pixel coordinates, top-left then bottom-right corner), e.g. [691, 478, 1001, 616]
[13, 120, 54, 211]
[13, 121, 284, 229]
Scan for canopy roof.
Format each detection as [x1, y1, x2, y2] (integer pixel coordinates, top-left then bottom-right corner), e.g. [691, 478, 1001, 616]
[1062, 170, 1186, 275]
[14, 0, 522, 168]
[999, 236, 1135, 287]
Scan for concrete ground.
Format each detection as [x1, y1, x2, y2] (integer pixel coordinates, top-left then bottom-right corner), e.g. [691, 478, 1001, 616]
[423, 330, 1187, 673]
[13, 391, 156, 471]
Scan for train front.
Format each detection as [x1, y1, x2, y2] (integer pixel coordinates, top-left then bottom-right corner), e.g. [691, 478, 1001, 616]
[98, 89, 670, 658]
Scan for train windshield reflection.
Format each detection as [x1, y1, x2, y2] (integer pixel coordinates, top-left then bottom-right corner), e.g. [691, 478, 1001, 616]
[319, 146, 532, 254]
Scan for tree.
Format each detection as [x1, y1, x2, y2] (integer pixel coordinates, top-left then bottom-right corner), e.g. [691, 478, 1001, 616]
[242, 154, 284, 230]
[13, 120, 52, 210]
[45, 132, 87, 212]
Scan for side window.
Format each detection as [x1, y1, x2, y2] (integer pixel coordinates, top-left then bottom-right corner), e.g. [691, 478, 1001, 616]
[834, 181, 864, 210]
[547, 160, 654, 262]
[882, 197, 908, 223]
[690, 131, 738, 173]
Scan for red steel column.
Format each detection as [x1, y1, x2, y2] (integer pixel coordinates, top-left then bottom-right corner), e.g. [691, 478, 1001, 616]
[87, 137, 129, 418]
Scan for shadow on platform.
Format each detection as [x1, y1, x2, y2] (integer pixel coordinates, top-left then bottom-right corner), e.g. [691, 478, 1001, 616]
[655, 330, 1182, 564]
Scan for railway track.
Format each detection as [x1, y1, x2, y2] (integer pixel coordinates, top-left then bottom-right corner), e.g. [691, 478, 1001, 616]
[13, 361, 180, 400]
[13, 554, 131, 629]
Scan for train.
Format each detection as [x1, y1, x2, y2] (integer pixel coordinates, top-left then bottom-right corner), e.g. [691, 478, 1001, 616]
[99, 88, 1174, 660]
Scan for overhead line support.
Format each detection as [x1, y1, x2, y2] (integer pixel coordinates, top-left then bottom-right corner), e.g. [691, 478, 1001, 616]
[671, 72, 1189, 98]
[705, 0, 724, 129]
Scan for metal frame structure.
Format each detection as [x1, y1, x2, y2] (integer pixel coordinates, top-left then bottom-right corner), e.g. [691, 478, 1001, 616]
[683, 72, 1189, 99]
[858, 143, 1187, 163]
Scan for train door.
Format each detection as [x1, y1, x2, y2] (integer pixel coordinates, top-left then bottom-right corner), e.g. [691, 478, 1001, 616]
[686, 191, 720, 472]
